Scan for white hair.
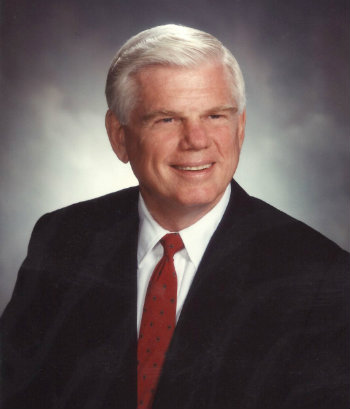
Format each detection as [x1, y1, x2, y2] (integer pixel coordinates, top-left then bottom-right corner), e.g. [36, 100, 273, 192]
[105, 24, 246, 124]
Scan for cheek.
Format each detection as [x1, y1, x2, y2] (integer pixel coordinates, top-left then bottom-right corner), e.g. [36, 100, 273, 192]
[125, 133, 155, 165]
[215, 130, 237, 154]
[216, 133, 242, 175]
[124, 131, 140, 159]
[129, 140, 173, 178]
[144, 133, 179, 162]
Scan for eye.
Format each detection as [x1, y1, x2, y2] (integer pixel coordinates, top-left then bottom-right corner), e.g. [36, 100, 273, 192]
[209, 114, 223, 119]
[158, 117, 174, 123]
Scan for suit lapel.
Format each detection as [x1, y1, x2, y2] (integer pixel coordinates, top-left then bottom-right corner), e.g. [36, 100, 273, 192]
[153, 181, 260, 407]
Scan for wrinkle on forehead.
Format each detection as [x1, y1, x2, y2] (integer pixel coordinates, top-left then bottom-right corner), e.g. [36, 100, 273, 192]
[131, 63, 237, 118]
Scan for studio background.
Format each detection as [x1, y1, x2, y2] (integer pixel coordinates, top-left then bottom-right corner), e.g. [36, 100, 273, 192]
[0, 0, 349, 314]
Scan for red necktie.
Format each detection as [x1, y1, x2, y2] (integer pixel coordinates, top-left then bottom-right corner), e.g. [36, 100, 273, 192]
[137, 233, 184, 409]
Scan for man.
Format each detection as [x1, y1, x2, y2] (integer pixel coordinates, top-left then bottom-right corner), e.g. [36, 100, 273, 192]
[1, 24, 349, 409]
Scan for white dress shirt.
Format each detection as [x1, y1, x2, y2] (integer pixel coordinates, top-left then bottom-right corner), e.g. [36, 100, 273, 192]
[136, 184, 231, 333]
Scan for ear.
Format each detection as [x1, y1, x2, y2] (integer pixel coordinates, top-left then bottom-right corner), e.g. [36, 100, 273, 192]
[105, 109, 129, 163]
[237, 109, 246, 150]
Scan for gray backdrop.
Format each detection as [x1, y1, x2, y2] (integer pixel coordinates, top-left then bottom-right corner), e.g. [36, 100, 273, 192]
[1, 0, 349, 314]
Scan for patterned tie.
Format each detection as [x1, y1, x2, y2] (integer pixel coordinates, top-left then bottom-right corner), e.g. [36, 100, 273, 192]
[137, 233, 184, 409]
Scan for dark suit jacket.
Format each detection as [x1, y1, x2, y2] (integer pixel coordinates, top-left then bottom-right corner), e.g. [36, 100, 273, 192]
[1, 181, 349, 409]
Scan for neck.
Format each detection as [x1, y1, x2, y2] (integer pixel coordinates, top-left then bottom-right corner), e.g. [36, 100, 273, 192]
[150, 207, 213, 232]
[141, 192, 226, 232]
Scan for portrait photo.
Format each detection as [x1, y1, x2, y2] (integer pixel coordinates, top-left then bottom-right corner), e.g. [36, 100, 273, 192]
[0, 0, 349, 408]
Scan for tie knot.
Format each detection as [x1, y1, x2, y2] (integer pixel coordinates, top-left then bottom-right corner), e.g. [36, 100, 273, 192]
[160, 233, 184, 258]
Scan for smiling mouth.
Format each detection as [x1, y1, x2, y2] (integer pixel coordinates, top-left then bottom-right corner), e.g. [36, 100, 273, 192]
[173, 163, 213, 171]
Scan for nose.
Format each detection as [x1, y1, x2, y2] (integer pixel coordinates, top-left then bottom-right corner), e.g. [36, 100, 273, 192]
[180, 120, 210, 150]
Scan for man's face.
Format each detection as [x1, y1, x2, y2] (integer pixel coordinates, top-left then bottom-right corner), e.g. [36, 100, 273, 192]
[107, 62, 246, 224]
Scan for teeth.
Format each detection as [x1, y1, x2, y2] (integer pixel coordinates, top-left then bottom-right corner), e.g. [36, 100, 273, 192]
[176, 164, 212, 171]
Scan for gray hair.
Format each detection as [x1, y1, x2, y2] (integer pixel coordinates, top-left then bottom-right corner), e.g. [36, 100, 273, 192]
[105, 24, 246, 124]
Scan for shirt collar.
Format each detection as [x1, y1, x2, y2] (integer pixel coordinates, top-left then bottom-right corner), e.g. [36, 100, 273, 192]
[137, 184, 231, 268]
[137, 198, 169, 265]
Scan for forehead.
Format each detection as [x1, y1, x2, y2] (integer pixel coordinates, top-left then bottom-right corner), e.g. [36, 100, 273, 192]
[132, 63, 235, 111]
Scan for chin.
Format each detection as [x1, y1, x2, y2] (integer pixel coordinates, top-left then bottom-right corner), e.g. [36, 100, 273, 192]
[173, 190, 222, 210]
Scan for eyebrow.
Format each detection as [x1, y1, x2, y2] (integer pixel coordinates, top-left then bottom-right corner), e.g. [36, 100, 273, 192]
[141, 110, 178, 123]
[141, 105, 238, 123]
[206, 105, 238, 114]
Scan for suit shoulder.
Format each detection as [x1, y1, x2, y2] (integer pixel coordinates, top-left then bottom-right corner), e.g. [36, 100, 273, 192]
[229, 182, 347, 259]
[246, 195, 348, 260]
[30, 186, 139, 243]
[55, 185, 139, 215]
[42, 186, 138, 222]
